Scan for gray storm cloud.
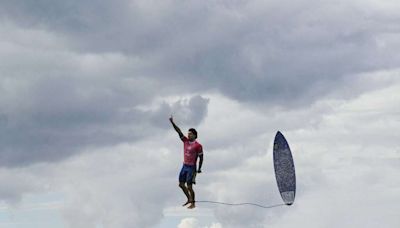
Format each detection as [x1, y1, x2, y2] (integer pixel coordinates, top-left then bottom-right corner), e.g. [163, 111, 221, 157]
[0, 75, 209, 166]
[0, 45, 209, 166]
[1, 0, 398, 106]
[0, 16, 210, 166]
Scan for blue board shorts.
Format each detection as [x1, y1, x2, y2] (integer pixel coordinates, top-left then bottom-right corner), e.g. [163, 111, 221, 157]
[179, 164, 197, 185]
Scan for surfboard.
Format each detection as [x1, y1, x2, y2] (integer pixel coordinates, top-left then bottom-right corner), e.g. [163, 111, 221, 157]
[273, 131, 296, 205]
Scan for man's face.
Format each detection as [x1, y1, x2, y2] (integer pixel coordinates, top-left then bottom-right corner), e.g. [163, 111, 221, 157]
[188, 131, 196, 141]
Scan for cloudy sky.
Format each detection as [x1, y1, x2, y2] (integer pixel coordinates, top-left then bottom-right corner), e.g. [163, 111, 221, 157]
[0, 0, 399, 227]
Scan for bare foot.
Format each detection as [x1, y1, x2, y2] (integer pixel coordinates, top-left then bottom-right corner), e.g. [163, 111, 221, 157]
[187, 203, 196, 209]
[182, 201, 190, 207]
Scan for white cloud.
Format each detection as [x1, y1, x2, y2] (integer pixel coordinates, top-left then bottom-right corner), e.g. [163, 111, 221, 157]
[178, 218, 199, 228]
[0, 71, 399, 227]
[156, 69, 396, 228]
[178, 217, 222, 228]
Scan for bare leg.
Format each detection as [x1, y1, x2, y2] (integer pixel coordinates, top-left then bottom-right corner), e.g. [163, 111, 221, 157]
[179, 182, 191, 206]
[187, 184, 196, 209]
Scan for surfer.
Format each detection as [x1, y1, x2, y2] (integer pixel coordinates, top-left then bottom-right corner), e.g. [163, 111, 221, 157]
[169, 115, 204, 209]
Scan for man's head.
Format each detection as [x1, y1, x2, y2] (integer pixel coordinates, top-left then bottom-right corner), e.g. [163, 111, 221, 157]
[188, 128, 198, 141]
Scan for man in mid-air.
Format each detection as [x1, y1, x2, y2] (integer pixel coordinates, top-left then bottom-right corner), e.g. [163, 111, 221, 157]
[169, 115, 203, 209]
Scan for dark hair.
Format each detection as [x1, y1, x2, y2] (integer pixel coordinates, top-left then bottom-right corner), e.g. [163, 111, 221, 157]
[188, 128, 198, 138]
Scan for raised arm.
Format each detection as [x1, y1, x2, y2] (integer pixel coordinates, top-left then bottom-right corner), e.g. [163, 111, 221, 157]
[169, 115, 184, 139]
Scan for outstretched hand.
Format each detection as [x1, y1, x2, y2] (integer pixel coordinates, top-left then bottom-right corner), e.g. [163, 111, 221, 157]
[169, 115, 173, 122]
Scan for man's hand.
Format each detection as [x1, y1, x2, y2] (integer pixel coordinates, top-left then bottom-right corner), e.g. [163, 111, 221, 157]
[197, 169, 202, 173]
[169, 115, 173, 123]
